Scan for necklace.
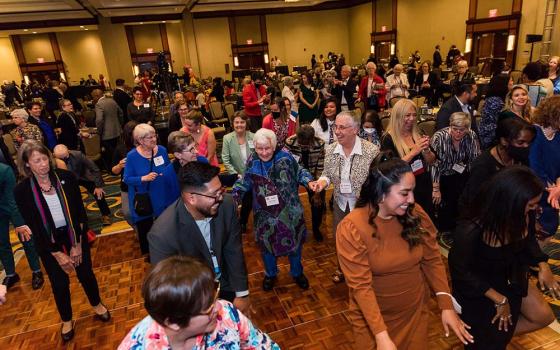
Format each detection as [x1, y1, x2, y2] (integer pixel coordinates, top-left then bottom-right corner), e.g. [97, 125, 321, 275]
[39, 183, 53, 193]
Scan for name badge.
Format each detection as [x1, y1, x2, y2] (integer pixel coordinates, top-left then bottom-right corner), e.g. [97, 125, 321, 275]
[248, 140, 254, 149]
[340, 181, 352, 194]
[310, 86, 315, 91]
[153, 155, 164, 167]
[265, 195, 279, 206]
[452, 163, 466, 174]
[411, 159, 424, 175]
[143, 103, 150, 108]
[292, 154, 301, 162]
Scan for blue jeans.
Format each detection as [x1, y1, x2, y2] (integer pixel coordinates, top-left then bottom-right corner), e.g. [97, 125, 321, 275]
[0, 217, 41, 275]
[262, 243, 303, 278]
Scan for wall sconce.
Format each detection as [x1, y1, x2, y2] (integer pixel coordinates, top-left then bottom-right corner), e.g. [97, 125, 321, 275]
[133, 65, 139, 76]
[24, 75, 30, 84]
[234, 56, 239, 67]
[37, 58, 44, 63]
[59, 72, 66, 82]
[264, 53, 269, 64]
[370, 44, 375, 54]
[507, 34, 515, 51]
[465, 38, 472, 53]
[390, 43, 395, 55]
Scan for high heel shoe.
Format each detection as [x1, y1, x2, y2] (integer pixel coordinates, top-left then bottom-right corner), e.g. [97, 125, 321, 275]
[94, 303, 111, 322]
[61, 322, 74, 342]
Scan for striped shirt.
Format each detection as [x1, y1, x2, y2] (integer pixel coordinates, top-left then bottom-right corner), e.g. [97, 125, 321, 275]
[430, 127, 480, 183]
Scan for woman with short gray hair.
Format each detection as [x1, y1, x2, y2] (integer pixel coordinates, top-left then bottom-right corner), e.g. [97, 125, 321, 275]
[233, 128, 314, 292]
[124, 123, 177, 256]
[9, 108, 43, 150]
[282, 76, 298, 112]
[430, 111, 480, 232]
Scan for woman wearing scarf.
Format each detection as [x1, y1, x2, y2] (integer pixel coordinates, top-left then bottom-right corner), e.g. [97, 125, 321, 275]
[13, 140, 110, 342]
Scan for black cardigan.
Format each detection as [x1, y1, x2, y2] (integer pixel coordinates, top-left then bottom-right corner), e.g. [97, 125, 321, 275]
[14, 169, 88, 255]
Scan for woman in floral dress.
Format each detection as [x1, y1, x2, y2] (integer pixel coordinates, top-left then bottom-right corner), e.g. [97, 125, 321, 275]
[119, 256, 279, 350]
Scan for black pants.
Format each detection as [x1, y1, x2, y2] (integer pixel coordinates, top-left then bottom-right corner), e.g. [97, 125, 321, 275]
[248, 115, 262, 133]
[136, 217, 154, 255]
[240, 190, 253, 226]
[40, 231, 101, 322]
[101, 137, 119, 171]
[438, 172, 468, 232]
[307, 189, 325, 234]
[219, 290, 236, 303]
[79, 179, 111, 216]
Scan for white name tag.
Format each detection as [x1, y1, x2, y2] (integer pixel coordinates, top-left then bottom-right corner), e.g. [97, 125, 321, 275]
[340, 181, 352, 194]
[265, 195, 279, 206]
[153, 155, 164, 167]
[452, 163, 466, 174]
[248, 140, 254, 149]
[143, 103, 150, 108]
[292, 154, 301, 162]
[411, 159, 424, 172]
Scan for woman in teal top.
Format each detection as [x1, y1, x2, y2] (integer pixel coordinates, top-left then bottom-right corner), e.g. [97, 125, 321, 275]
[221, 111, 254, 233]
[298, 72, 320, 124]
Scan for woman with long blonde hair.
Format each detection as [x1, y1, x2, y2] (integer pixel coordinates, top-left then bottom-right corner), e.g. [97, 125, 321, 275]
[381, 98, 436, 219]
[500, 85, 533, 123]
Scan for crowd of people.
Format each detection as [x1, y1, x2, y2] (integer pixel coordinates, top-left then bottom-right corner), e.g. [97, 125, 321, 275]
[1, 45, 560, 350]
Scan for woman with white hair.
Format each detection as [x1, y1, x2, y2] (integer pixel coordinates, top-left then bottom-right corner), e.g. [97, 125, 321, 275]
[124, 123, 176, 256]
[9, 108, 43, 150]
[232, 128, 314, 292]
[281, 76, 298, 112]
[430, 112, 480, 232]
[358, 62, 387, 111]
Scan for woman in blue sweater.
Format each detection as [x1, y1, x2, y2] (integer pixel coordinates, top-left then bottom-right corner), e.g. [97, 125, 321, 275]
[124, 123, 178, 255]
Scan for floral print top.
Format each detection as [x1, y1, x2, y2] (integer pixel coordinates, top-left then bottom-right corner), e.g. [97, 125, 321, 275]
[118, 300, 280, 350]
[478, 96, 504, 149]
[10, 124, 43, 150]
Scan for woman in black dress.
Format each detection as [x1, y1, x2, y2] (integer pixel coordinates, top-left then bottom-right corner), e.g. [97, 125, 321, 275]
[127, 86, 155, 124]
[449, 166, 558, 350]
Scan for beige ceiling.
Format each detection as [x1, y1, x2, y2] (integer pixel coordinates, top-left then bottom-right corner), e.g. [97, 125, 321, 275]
[0, 0, 347, 24]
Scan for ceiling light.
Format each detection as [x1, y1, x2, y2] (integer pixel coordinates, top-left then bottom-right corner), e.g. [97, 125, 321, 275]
[140, 22, 144, 24]
[23, 29, 28, 32]
[85, 28, 89, 31]
[162, 21, 166, 23]
[32, 31, 37, 34]
[80, 25, 84, 28]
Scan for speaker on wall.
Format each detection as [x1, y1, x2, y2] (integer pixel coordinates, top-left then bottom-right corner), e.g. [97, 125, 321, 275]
[526, 34, 543, 43]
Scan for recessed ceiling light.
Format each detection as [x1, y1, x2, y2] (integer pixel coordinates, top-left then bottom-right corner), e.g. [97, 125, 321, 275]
[80, 25, 84, 28]
[23, 29, 28, 32]
[32, 31, 37, 34]
[85, 28, 89, 31]
[140, 22, 144, 24]
[162, 21, 166, 23]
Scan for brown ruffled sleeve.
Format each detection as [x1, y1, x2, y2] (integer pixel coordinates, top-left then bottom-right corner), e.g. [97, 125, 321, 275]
[336, 216, 387, 335]
[415, 205, 454, 310]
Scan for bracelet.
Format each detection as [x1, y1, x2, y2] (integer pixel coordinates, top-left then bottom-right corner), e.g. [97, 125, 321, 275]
[494, 296, 508, 307]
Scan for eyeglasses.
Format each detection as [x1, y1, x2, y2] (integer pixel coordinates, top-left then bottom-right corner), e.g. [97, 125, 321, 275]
[200, 280, 221, 316]
[142, 134, 157, 140]
[182, 144, 198, 154]
[191, 187, 225, 202]
[450, 126, 467, 133]
[178, 108, 189, 112]
[333, 124, 353, 131]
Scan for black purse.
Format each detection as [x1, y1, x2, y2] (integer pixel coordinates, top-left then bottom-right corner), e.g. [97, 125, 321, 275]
[134, 150, 154, 217]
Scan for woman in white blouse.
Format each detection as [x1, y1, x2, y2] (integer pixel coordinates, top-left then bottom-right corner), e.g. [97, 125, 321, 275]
[311, 97, 339, 148]
[282, 76, 298, 112]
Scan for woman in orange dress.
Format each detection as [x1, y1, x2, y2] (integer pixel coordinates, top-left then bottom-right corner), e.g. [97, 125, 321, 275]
[336, 156, 473, 350]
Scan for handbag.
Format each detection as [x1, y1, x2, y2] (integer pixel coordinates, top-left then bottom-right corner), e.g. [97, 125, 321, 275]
[367, 81, 379, 109]
[133, 150, 154, 217]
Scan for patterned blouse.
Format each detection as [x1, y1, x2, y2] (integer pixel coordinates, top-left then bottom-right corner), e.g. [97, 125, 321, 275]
[10, 123, 43, 150]
[478, 96, 504, 149]
[430, 127, 481, 183]
[118, 300, 279, 350]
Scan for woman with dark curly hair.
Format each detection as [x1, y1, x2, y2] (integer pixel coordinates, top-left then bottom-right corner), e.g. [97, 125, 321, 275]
[529, 95, 560, 243]
[336, 155, 472, 350]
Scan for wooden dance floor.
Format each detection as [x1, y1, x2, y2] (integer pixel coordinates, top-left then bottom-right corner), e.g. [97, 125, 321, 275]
[1, 193, 560, 349]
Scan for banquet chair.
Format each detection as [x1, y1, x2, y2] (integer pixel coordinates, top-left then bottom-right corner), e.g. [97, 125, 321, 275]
[224, 103, 236, 124]
[390, 97, 404, 107]
[381, 116, 391, 131]
[208, 101, 229, 127]
[418, 120, 436, 137]
[82, 134, 101, 162]
[83, 110, 96, 127]
[510, 70, 522, 84]
[2, 134, 17, 161]
[412, 96, 426, 107]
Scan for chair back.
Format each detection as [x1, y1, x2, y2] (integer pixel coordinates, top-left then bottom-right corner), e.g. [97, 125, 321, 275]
[83, 110, 96, 127]
[208, 101, 224, 119]
[82, 134, 101, 161]
[224, 103, 236, 124]
[510, 70, 522, 84]
[354, 100, 365, 115]
[381, 116, 391, 131]
[389, 97, 404, 107]
[412, 96, 426, 107]
[418, 120, 436, 137]
[2, 134, 17, 159]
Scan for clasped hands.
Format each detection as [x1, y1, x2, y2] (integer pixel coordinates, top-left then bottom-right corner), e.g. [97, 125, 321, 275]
[308, 179, 328, 193]
[52, 241, 83, 274]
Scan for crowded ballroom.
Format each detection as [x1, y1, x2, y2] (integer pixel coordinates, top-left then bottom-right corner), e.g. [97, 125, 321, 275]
[2, 0, 560, 349]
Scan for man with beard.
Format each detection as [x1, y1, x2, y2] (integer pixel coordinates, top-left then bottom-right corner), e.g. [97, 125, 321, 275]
[148, 161, 250, 313]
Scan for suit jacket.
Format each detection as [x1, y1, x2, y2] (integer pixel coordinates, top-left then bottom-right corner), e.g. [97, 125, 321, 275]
[0, 136, 17, 173]
[358, 75, 387, 108]
[148, 195, 248, 294]
[56, 112, 80, 150]
[0, 163, 24, 226]
[413, 71, 439, 91]
[436, 96, 479, 137]
[221, 131, 254, 175]
[14, 169, 88, 255]
[333, 78, 357, 109]
[95, 96, 123, 140]
[65, 150, 104, 187]
[113, 88, 132, 122]
[433, 50, 443, 68]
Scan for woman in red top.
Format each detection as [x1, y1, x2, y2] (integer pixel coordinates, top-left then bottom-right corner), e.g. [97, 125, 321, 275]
[262, 97, 297, 149]
[358, 62, 387, 111]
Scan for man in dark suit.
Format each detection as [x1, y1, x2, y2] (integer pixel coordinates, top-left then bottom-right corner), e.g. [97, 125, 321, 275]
[148, 162, 250, 313]
[113, 79, 132, 124]
[436, 82, 479, 137]
[53, 144, 112, 226]
[433, 45, 443, 69]
[332, 65, 357, 111]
